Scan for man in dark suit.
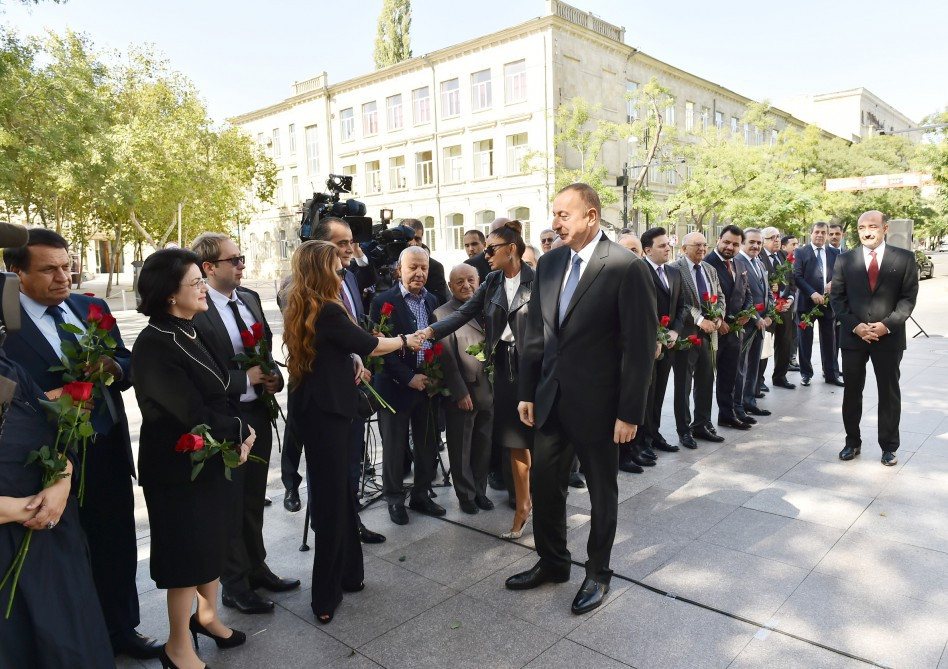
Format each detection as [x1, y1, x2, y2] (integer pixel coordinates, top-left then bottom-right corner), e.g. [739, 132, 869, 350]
[793, 222, 843, 386]
[508, 183, 656, 615]
[831, 211, 918, 466]
[758, 227, 796, 390]
[704, 225, 755, 430]
[733, 229, 772, 418]
[404, 219, 449, 305]
[370, 246, 445, 525]
[672, 232, 726, 448]
[462, 229, 491, 281]
[190, 233, 300, 615]
[2, 228, 160, 659]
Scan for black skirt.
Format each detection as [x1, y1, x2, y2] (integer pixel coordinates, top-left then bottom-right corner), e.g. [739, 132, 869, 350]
[492, 341, 533, 450]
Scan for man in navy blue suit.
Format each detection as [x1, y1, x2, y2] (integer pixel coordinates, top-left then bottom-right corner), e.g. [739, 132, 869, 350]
[733, 229, 773, 418]
[370, 246, 444, 526]
[2, 228, 160, 660]
[793, 222, 844, 387]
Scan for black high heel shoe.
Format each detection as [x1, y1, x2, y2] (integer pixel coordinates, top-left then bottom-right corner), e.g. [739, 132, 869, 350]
[159, 645, 210, 669]
[189, 614, 246, 650]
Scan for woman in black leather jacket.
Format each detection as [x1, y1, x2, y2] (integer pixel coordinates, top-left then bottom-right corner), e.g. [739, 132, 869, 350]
[422, 222, 535, 538]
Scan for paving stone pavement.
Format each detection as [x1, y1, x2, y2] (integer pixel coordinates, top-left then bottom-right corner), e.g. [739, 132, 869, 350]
[81, 275, 948, 669]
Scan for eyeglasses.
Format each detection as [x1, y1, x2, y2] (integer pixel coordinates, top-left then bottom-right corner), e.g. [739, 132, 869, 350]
[208, 255, 245, 267]
[484, 242, 513, 257]
[685, 243, 708, 249]
[183, 277, 209, 288]
[335, 268, 346, 277]
[540, 237, 555, 244]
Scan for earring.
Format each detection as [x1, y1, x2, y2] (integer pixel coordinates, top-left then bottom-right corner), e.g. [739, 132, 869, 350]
[170, 299, 176, 305]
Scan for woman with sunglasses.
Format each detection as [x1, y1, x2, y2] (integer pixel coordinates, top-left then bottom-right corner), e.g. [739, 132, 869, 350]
[282, 241, 423, 624]
[419, 221, 536, 538]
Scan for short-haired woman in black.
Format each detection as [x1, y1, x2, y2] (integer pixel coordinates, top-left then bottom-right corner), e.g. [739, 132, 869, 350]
[420, 222, 536, 539]
[133, 248, 255, 669]
[282, 241, 423, 624]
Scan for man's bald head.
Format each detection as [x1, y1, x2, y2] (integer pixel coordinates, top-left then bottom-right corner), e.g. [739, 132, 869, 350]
[490, 217, 511, 232]
[448, 263, 479, 302]
[618, 234, 643, 258]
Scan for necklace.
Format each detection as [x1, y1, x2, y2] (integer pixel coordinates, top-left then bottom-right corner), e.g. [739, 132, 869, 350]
[175, 325, 197, 340]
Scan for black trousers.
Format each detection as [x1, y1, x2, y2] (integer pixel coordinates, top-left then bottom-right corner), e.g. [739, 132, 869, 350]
[301, 408, 363, 615]
[842, 346, 904, 452]
[673, 331, 713, 433]
[222, 400, 273, 594]
[735, 330, 763, 411]
[771, 313, 795, 382]
[78, 427, 140, 642]
[798, 312, 838, 380]
[532, 408, 618, 583]
[280, 419, 303, 491]
[635, 351, 673, 448]
[378, 392, 438, 505]
[444, 402, 493, 503]
[715, 332, 742, 421]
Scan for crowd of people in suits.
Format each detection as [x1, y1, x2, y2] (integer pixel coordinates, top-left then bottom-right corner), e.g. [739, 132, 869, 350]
[0, 187, 916, 666]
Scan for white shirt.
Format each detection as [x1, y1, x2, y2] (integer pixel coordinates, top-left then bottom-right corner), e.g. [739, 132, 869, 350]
[207, 286, 259, 402]
[684, 258, 707, 325]
[645, 256, 669, 290]
[501, 272, 520, 342]
[340, 272, 358, 317]
[20, 293, 86, 359]
[862, 241, 886, 270]
[560, 231, 604, 294]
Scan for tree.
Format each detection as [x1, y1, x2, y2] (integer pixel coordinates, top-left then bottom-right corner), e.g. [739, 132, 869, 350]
[373, 0, 412, 69]
[551, 97, 617, 208]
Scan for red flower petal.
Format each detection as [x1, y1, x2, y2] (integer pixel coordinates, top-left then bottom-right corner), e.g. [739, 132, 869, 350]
[381, 302, 395, 316]
[660, 315, 671, 327]
[63, 381, 93, 403]
[87, 304, 104, 323]
[240, 330, 257, 348]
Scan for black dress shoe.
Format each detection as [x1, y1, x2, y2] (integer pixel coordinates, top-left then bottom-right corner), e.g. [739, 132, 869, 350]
[745, 406, 772, 416]
[222, 589, 274, 614]
[735, 413, 757, 425]
[388, 503, 409, 525]
[882, 451, 898, 466]
[263, 496, 272, 507]
[619, 459, 644, 474]
[568, 472, 587, 489]
[759, 383, 770, 392]
[654, 439, 679, 452]
[640, 447, 658, 460]
[693, 426, 725, 442]
[773, 379, 796, 389]
[474, 495, 494, 511]
[628, 453, 656, 467]
[679, 433, 698, 450]
[459, 499, 479, 514]
[505, 562, 570, 590]
[408, 496, 446, 517]
[838, 445, 861, 461]
[718, 417, 752, 430]
[788, 363, 801, 372]
[113, 631, 163, 660]
[249, 564, 301, 593]
[189, 614, 246, 650]
[754, 391, 766, 399]
[826, 377, 845, 387]
[487, 471, 505, 491]
[359, 522, 386, 544]
[571, 577, 609, 615]
[283, 488, 301, 512]
[801, 377, 811, 386]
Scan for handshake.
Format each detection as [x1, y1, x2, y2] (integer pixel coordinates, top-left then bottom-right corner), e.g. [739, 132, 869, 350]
[413, 327, 435, 342]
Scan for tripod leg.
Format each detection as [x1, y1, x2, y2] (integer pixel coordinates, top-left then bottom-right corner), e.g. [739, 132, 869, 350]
[299, 501, 310, 552]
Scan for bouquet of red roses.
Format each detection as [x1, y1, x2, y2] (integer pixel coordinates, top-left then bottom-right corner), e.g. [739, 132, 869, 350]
[701, 292, 724, 322]
[799, 294, 828, 331]
[418, 343, 450, 398]
[674, 334, 703, 351]
[769, 254, 794, 294]
[766, 293, 790, 326]
[176, 424, 266, 482]
[232, 322, 284, 427]
[728, 304, 763, 336]
[363, 302, 395, 376]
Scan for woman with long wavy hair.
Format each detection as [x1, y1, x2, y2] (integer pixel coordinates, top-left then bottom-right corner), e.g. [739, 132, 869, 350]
[282, 241, 423, 624]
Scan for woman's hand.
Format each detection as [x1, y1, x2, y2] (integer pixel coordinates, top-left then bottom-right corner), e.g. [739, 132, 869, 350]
[23, 463, 72, 530]
[239, 442, 250, 465]
[404, 333, 424, 351]
[352, 354, 365, 385]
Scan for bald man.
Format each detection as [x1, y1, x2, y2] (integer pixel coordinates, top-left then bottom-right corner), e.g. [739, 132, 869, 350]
[618, 234, 643, 257]
[465, 217, 510, 281]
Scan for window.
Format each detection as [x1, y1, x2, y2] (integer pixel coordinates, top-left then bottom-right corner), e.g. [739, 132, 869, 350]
[626, 82, 639, 123]
[421, 216, 436, 253]
[504, 60, 526, 103]
[271, 128, 281, 158]
[471, 70, 492, 111]
[412, 87, 431, 124]
[714, 111, 724, 130]
[441, 79, 460, 117]
[685, 102, 695, 132]
[731, 117, 739, 134]
[445, 213, 464, 250]
[744, 123, 751, 144]
[475, 210, 495, 236]
[304, 125, 319, 175]
[755, 126, 763, 145]
[275, 178, 284, 208]
[342, 164, 357, 192]
[771, 129, 779, 145]
[340, 108, 354, 141]
[473, 139, 493, 178]
[256, 132, 265, 146]
[508, 206, 530, 242]
[664, 168, 678, 186]
[386, 94, 403, 131]
[362, 102, 378, 136]
[701, 107, 710, 130]
[291, 176, 299, 205]
[506, 133, 528, 174]
[389, 156, 406, 190]
[664, 104, 676, 127]
[365, 160, 381, 193]
[262, 232, 272, 260]
[415, 151, 434, 186]
[443, 145, 462, 183]
[288, 124, 296, 155]
[279, 229, 290, 259]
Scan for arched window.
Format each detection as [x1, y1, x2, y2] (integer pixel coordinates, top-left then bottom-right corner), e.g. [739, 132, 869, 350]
[421, 216, 436, 253]
[445, 213, 464, 251]
[508, 206, 531, 243]
[474, 210, 495, 237]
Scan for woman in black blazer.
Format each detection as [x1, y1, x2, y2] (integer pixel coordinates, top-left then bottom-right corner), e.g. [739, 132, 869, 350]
[282, 241, 423, 624]
[133, 248, 255, 669]
[421, 222, 536, 538]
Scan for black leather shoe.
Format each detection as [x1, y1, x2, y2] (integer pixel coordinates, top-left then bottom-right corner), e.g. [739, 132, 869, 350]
[773, 379, 796, 389]
[759, 383, 770, 392]
[112, 631, 163, 660]
[718, 417, 752, 430]
[263, 496, 272, 507]
[619, 459, 644, 474]
[628, 453, 656, 467]
[571, 578, 609, 615]
[222, 589, 274, 614]
[735, 413, 757, 425]
[408, 496, 446, 517]
[801, 377, 811, 386]
[388, 503, 409, 525]
[507, 496, 517, 510]
[249, 564, 301, 593]
[839, 446, 861, 461]
[679, 433, 698, 450]
[755, 391, 766, 399]
[788, 363, 801, 372]
[640, 447, 658, 460]
[359, 522, 386, 544]
[189, 614, 246, 650]
[568, 472, 587, 488]
[693, 426, 725, 442]
[745, 406, 772, 416]
[505, 563, 570, 590]
[487, 471, 505, 491]
[474, 495, 494, 511]
[654, 439, 679, 452]
[882, 451, 898, 466]
[826, 377, 845, 387]
[459, 499, 479, 514]
[283, 488, 301, 512]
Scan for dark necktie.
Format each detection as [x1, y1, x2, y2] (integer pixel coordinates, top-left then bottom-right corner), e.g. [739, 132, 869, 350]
[45, 305, 78, 347]
[816, 247, 825, 290]
[657, 265, 669, 291]
[868, 250, 879, 292]
[558, 254, 583, 327]
[227, 300, 252, 351]
[724, 258, 733, 279]
[694, 264, 709, 299]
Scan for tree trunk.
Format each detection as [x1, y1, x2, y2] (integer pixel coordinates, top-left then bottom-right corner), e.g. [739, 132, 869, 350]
[128, 209, 158, 250]
[106, 218, 123, 298]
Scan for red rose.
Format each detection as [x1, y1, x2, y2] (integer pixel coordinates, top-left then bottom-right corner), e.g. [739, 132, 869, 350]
[755, 303, 765, 313]
[710, 295, 719, 304]
[98, 313, 116, 331]
[83, 292, 95, 297]
[432, 343, 444, 357]
[788, 254, 795, 263]
[688, 334, 701, 346]
[772, 291, 779, 299]
[240, 330, 257, 349]
[62, 381, 93, 403]
[175, 434, 204, 453]
[250, 322, 264, 342]
[87, 304, 104, 323]
[702, 292, 710, 301]
[381, 302, 395, 317]
[423, 349, 434, 363]
[799, 322, 808, 330]
[660, 315, 671, 327]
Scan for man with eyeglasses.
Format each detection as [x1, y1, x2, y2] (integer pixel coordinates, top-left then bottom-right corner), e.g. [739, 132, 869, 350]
[3, 228, 161, 660]
[539, 229, 556, 254]
[190, 233, 300, 616]
[758, 227, 796, 390]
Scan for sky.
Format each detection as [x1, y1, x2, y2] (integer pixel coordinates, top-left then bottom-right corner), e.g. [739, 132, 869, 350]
[3, 0, 946, 124]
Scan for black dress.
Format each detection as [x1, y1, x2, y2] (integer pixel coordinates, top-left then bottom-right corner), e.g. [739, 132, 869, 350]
[132, 316, 248, 589]
[288, 303, 377, 616]
[0, 353, 114, 669]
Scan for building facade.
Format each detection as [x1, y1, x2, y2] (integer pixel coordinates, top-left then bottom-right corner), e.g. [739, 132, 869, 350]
[778, 88, 918, 142]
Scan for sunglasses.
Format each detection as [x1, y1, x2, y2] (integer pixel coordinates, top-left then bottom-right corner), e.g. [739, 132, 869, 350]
[209, 255, 245, 267]
[484, 241, 513, 257]
[540, 237, 555, 244]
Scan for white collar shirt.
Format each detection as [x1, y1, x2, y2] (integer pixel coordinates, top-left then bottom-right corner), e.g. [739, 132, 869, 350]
[20, 292, 85, 359]
[561, 230, 604, 293]
[862, 242, 886, 270]
[208, 285, 259, 402]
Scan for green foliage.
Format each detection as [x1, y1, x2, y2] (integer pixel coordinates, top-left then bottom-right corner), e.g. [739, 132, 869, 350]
[373, 0, 412, 69]
[550, 97, 617, 206]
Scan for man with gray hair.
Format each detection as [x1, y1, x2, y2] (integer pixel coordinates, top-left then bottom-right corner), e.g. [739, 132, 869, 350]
[759, 226, 796, 390]
[617, 233, 643, 258]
